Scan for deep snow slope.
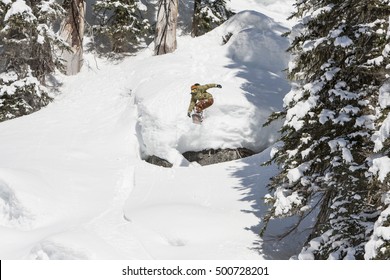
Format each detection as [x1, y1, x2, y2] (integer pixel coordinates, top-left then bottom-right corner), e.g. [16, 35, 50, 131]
[0, 2, 298, 260]
[0, 65, 141, 259]
[135, 10, 290, 165]
[124, 153, 272, 259]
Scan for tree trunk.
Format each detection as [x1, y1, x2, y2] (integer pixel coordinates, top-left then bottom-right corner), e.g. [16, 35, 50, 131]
[59, 0, 85, 75]
[191, 0, 201, 37]
[154, 0, 178, 55]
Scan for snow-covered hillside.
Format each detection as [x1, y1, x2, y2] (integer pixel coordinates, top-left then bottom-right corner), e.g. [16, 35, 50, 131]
[0, 0, 300, 260]
[135, 10, 290, 164]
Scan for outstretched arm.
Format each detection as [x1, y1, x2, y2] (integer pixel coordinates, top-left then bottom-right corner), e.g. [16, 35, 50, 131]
[198, 83, 222, 90]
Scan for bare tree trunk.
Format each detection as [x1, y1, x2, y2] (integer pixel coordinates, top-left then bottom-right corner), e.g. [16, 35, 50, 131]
[154, 0, 178, 55]
[59, 0, 85, 75]
[191, 0, 201, 37]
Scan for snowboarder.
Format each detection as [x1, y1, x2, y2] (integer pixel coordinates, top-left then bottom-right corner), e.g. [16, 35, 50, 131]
[187, 83, 222, 123]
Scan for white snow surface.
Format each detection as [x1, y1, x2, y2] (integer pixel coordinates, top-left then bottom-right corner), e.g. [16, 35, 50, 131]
[373, 82, 390, 152]
[4, 0, 35, 22]
[0, 0, 304, 260]
[228, 0, 295, 28]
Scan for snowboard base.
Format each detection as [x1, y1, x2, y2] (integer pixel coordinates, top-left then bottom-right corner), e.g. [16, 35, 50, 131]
[192, 113, 203, 124]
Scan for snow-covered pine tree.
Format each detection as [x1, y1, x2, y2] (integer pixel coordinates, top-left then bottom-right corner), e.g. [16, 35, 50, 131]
[154, 0, 178, 55]
[0, 0, 68, 122]
[191, 0, 233, 37]
[263, 0, 390, 259]
[365, 5, 390, 259]
[93, 0, 151, 53]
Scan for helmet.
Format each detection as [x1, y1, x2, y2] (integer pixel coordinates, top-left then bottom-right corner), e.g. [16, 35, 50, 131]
[191, 83, 200, 91]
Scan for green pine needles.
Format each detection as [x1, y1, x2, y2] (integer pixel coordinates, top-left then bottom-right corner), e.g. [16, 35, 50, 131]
[0, 0, 69, 122]
[264, 0, 390, 259]
[192, 0, 233, 37]
[93, 0, 152, 53]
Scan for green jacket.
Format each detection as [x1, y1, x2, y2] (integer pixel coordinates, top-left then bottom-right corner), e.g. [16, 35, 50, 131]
[187, 84, 218, 113]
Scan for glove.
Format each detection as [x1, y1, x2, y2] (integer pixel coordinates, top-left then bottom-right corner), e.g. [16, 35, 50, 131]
[187, 112, 191, 118]
[216, 84, 222, 88]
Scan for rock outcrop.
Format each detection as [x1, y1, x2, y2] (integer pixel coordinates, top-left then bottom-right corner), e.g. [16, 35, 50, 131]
[183, 148, 255, 166]
[144, 148, 255, 167]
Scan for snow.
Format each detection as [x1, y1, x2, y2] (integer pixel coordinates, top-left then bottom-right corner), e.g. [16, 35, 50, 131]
[373, 81, 390, 151]
[370, 157, 390, 182]
[0, 70, 41, 97]
[319, 109, 336, 124]
[379, 81, 390, 108]
[228, 0, 295, 28]
[324, 67, 340, 81]
[334, 36, 353, 48]
[271, 187, 303, 216]
[0, 0, 307, 260]
[123, 160, 265, 259]
[285, 94, 319, 130]
[287, 163, 310, 184]
[4, 0, 35, 22]
[367, 56, 384, 66]
[365, 204, 390, 259]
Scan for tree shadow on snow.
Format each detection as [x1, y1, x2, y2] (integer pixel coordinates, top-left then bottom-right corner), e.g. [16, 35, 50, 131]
[220, 11, 315, 259]
[228, 154, 314, 260]
[223, 11, 291, 113]
[227, 64, 290, 111]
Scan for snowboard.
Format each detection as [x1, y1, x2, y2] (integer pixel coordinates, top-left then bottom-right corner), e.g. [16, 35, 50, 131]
[191, 113, 203, 124]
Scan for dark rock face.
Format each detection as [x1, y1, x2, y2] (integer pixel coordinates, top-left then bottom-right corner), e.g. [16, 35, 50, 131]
[145, 155, 173, 168]
[182, 148, 255, 166]
[145, 148, 256, 167]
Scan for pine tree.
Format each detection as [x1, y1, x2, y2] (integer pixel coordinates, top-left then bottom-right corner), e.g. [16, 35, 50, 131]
[365, 3, 390, 258]
[263, 0, 390, 259]
[93, 0, 151, 53]
[191, 0, 233, 37]
[0, 0, 68, 122]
